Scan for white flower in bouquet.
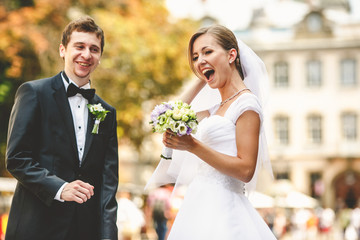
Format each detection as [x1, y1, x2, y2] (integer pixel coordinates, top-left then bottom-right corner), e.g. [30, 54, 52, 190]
[187, 120, 198, 133]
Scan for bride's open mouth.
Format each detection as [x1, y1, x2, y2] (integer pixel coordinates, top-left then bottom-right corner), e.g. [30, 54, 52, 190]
[202, 69, 215, 81]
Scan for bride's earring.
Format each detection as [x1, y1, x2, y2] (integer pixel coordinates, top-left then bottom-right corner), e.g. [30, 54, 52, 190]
[229, 56, 235, 64]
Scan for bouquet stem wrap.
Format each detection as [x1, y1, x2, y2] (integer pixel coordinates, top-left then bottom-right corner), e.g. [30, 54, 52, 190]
[161, 146, 173, 160]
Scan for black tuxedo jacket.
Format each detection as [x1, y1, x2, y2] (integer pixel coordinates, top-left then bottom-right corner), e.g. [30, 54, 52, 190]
[5, 72, 119, 240]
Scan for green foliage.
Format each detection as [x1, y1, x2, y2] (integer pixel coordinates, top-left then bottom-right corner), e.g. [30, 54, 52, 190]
[0, 0, 199, 175]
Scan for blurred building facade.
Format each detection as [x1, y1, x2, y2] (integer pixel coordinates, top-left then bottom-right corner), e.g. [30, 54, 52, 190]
[160, 0, 360, 209]
[121, 0, 360, 211]
[227, 0, 360, 209]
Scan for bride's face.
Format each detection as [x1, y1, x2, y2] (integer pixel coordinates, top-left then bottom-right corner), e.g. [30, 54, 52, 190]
[191, 33, 231, 88]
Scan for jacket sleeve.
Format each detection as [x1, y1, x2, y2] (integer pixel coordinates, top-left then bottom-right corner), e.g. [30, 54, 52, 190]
[6, 82, 65, 206]
[100, 107, 119, 240]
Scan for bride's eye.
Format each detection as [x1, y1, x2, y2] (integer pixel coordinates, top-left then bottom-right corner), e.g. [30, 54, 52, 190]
[205, 50, 212, 55]
[192, 56, 198, 61]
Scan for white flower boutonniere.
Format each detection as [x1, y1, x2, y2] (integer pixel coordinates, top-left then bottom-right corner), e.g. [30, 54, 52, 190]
[87, 103, 110, 134]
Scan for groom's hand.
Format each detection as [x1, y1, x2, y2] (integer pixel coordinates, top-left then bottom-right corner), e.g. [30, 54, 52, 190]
[60, 180, 94, 203]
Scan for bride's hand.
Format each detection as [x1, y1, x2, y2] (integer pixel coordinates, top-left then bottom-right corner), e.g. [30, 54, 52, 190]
[163, 130, 195, 151]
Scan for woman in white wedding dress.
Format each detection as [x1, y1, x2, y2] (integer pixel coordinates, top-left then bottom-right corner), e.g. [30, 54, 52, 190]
[147, 25, 276, 239]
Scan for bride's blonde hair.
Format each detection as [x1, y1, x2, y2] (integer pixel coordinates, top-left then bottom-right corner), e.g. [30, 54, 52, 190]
[188, 25, 244, 80]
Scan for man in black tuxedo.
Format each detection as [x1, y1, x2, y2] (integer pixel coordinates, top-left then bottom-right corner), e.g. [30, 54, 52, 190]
[5, 16, 119, 240]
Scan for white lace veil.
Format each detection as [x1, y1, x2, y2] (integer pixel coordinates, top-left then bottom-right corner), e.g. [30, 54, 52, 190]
[145, 39, 273, 196]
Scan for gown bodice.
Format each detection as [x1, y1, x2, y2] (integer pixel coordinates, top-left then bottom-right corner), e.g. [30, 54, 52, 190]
[196, 115, 245, 194]
[193, 92, 262, 194]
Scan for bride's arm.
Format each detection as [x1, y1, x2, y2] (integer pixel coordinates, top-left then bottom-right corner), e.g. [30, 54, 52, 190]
[179, 78, 205, 104]
[163, 110, 260, 182]
[178, 78, 209, 121]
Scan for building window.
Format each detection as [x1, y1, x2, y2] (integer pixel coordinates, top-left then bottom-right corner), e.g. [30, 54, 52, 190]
[341, 59, 357, 87]
[274, 62, 289, 87]
[274, 116, 289, 145]
[307, 114, 322, 144]
[275, 172, 289, 180]
[342, 112, 357, 141]
[307, 13, 323, 33]
[307, 60, 322, 87]
[310, 172, 324, 199]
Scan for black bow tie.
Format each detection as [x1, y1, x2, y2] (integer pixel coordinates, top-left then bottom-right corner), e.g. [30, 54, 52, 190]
[67, 83, 95, 100]
[62, 71, 95, 100]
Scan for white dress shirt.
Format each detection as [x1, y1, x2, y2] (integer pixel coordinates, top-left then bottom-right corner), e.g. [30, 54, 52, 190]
[54, 74, 91, 201]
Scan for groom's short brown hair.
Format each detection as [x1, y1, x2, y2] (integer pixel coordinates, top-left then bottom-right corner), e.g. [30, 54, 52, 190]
[61, 16, 105, 54]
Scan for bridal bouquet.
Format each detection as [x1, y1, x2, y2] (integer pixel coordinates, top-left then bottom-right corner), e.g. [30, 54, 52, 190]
[150, 100, 198, 160]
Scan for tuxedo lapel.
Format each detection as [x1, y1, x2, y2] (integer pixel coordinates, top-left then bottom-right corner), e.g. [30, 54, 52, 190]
[81, 97, 97, 165]
[52, 74, 79, 162]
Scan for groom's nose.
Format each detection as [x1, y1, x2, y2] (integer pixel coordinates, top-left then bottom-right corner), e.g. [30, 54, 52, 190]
[82, 48, 92, 60]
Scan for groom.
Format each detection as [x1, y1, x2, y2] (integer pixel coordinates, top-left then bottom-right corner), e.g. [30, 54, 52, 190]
[5, 16, 118, 240]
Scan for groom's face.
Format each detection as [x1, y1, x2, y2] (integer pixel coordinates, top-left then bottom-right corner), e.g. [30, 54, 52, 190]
[60, 31, 101, 84]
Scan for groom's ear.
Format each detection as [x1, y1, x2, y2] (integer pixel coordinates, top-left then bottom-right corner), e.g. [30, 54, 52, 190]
[59, 44, 65, 60]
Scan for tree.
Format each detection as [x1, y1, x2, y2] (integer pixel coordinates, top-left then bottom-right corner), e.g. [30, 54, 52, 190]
[92, 0, 197, 148]
[0, 0, 198, 175]
[0, 0, 69, 176]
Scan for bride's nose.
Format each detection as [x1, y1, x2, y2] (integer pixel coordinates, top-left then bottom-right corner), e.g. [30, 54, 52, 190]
[196, 56, 207, 69]
[199, 55, 207, 64]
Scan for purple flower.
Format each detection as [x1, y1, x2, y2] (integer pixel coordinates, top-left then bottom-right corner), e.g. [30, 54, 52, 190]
[150, 103, 173, 125]
[186, 126, 193, 135]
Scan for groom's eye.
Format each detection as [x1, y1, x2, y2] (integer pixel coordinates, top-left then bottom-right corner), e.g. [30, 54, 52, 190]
[91, 47, 100, 53]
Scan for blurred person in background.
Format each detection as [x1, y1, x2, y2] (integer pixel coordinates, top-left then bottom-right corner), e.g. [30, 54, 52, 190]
[0, 212, 8, 240]
[338, 205, 353, 237]
[145, 185, 172, 240]
[291, 208, 311, 240]
[117, 191, 145, 240]
[306, 209, 319, 239]
[5, 16, 118, 240]
[319, 207, 335, 238]
[273, 209, 287, 238]
[350, 205, 360, 237]
[344, 205, 360, 240]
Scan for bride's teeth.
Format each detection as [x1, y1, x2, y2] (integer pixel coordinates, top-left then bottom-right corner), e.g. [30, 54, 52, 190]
[79, 63, 90, 66]
[202, 68, 214, 80]
[202, 69, 211, 75]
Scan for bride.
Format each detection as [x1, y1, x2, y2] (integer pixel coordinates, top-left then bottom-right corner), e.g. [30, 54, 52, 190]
[147, 24, 276, 239]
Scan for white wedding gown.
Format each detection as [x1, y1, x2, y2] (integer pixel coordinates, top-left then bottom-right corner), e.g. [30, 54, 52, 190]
[167, 93, 277, 240]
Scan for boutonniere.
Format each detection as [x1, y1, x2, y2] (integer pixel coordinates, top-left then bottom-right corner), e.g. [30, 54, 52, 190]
[87, 103, 110, 134]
